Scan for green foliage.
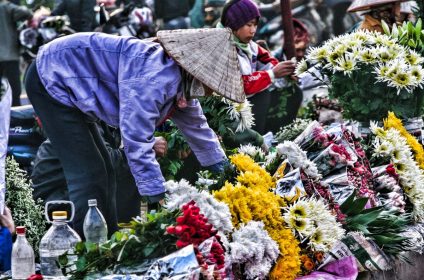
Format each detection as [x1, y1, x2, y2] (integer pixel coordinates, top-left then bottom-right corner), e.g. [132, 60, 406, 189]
[62, 209, 180, 279]
[200, 96, 236, 137]
[275, 118, 313, 142]
[328, 66, 424, 122]
[383, 19, 424, 55]
[341, 192, 412, 258]
[5, 157, 46, 258]
[414, 2, 424, 23]
[155, 121, 189, 180]
[267, 87, 290, 120]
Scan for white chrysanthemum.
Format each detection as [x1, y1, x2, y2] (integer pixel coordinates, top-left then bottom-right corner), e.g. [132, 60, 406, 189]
[405, 49, 424, 65]
[229, 221, 279, 280]
[284, 198, 344, 251]
[164, 179, 234, 234]
[225, 99, 255, 132]
[410, 65, 424, 87]
[359, 49, 376, 63]
[373, 139, 393, 157]
[295, 58, 308, 76]
[334, 54, 357, 75]
[371, 125, 424, 221]
[376, 46, 396, 62]
[374, 33, 396, 47]
[306, 46, 329, 63]
[276, 141, 321, 179]
[238, 143, 265, 160]
[387, 71, 415, 93]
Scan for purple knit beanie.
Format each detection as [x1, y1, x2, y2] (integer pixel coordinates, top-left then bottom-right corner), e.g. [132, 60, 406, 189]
[222, 0, 261, 31]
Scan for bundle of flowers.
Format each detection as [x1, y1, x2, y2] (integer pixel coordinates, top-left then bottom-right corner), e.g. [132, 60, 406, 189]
[237, 143, 266, 163]
[312, 142, 357, 176]
[371, 121, 424, 221]
[214, 154, 302, 280]
[166, 201, 226, 274]
[229, 153, 275, 192]
[273, 140, 346, 222]
[283, 198, 345, 253]
[276, 141, 321, 180]
[384, 112, 424, 169]
[373, 165, 406, 213]
[293, 121, 334, 155]
[164, 179, 233, 235]
[228, 221, 280, 279]
[296, 30, 424, 122]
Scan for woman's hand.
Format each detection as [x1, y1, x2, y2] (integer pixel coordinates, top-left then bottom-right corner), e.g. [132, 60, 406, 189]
[154, 136, 168, 157]
[272, 60, 296, 78]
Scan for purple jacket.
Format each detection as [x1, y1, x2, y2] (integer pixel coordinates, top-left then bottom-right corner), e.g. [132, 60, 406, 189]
[36, 32, 226, 196]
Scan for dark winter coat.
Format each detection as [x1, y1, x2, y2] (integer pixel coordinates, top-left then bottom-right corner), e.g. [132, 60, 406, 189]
[52, 0, 97, 32]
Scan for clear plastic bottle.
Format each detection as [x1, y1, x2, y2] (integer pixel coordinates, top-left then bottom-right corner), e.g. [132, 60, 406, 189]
[39, 211, 81, 279]
[83, 199, 108, 243]
[11, 226, 35, 279]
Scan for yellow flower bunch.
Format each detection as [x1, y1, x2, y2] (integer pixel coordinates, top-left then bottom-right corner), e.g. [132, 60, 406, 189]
[384, 112, 424, 169]
[214, 182, 301, 280]
[230, 154, 274, 191]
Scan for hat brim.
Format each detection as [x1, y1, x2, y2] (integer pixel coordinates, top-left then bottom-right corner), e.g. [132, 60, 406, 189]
[348, 0, 406, 12]
[157, 28, 245, 103]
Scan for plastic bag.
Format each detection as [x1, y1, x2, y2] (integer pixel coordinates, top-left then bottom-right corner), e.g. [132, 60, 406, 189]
[275, 168, 305, 198]
[319, 232, 392, 272]
[141, 245, 201, 280]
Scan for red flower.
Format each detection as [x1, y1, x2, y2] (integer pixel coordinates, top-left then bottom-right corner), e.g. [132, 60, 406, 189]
[176, 240, 189, 248]
[166, 225, 176, 234]
[386, 164, 399, 178]
[27, 275, 43, 280]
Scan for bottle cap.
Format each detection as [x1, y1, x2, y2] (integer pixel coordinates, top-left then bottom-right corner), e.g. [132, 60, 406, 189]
[16, 226, 26, 234]
[88, 199, 97, 207]
[52, 211, 67, 220]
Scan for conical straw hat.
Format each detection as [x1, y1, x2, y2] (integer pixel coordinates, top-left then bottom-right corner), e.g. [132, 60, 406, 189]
[157, 28, 245, 103]
[348, 0, 406, 12]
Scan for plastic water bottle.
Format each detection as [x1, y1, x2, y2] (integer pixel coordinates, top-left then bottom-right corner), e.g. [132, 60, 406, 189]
[83, 199, 108, 243]
[39, 210, 81, 279]
[11, 226, 35, 279]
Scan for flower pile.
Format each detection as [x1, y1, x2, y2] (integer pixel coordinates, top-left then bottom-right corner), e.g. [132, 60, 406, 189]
[297, 30, 424, 121]
[371, 120, 424, 221]
[214, 154, 302, 280]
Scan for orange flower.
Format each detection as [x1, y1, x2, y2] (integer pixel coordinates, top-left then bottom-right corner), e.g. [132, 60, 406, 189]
[303, 259, 315, 271]
[314, 252, 324, 263]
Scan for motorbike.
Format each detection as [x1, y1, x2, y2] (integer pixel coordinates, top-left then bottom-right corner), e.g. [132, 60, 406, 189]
[7, 105, 46, 174]
[19, 13, 75, 66]
[98, 2, 156, 38]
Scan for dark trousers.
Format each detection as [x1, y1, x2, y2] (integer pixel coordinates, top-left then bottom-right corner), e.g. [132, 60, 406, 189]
[25, 62, 118, 237]
[0, 60, 22, 106]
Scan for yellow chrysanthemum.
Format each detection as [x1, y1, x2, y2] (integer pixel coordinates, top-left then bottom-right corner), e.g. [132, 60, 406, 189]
[384, 112, 424, 169]
[214, 181, 301, 280]
[230, 154, 274, 191]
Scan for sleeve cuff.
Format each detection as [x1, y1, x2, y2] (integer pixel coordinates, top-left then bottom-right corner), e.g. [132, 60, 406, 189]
[266, 69, 275, 82]
[144, 192, 166, 204]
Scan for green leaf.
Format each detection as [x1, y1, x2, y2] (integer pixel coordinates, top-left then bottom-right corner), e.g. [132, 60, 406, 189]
[392, 23, 399, 37]
[142, 243, 158, 257]
[382, 20, 390, 35]
[85, 242, 98, 252]
[416, 18, 422, 37]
